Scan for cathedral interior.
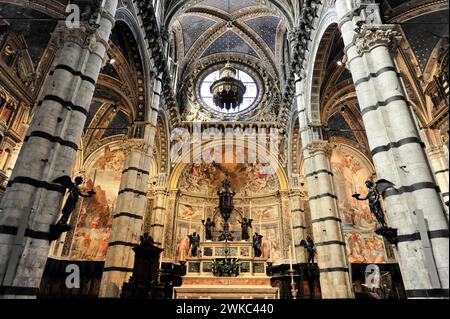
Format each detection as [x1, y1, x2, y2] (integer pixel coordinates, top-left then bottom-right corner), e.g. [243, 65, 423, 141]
[0, 0, 448, 300]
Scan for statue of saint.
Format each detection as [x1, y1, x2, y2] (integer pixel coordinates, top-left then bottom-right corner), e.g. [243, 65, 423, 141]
[352, 179, 393, 228]
[53, 176, 96, 225]
[252, 232, 263, 257]
[188, 232, 201, 257]
[202, 218, 215, 241]
[239, 218, 253, 241]
[300, 236, 316, 265]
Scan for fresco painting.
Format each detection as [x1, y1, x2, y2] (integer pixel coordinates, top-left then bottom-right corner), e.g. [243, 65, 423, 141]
[331, 146, 388, 263]
[345, 232, 387, 263]
[69, 147, 124, 261]
[251, 205, 278, 222]
[261, 224, 282, 265]
[175, 221, 202, 263]
[177, 203, 205, 219]
[179, 162, 278, 195]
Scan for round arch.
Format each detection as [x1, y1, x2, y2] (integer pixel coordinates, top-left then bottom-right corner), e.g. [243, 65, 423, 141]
[115, 7, 154, 122]
[303, 8, 339, 124]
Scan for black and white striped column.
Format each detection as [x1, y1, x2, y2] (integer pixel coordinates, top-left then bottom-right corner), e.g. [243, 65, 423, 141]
[99, 72, 163, 297]
[289, 190, 307, 262]
[303, 140, 354, 298]
[99, 139, 150, 298]
[149, 188, 168, 246]
[0, 2, 118, 299]
[336, 0, 449, 298]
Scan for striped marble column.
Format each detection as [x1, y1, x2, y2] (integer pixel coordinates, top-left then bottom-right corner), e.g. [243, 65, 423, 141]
[99, 139, 150, 298]
[427, 145, 449, 210]
[150, 187, 168, 246]
[99, 69, 164, 297]
[0, 1, 117, 299]
[336, 0, 449, 298]
[289, 190, 307, 262]
[303, 140, 354, 298]
[279, 191, 296, 263]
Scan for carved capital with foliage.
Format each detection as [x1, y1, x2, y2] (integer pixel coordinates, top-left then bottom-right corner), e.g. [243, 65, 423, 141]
[306, 140, 333, 157]
[122, 138, 149, 156]
[354, 25, 401, 55]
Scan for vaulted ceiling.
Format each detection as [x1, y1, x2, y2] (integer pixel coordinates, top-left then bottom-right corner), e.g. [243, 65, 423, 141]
[170, 0, 288, 76]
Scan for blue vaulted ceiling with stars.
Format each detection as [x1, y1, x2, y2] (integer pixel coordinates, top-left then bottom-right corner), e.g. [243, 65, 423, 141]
[173, 0, 284, 68]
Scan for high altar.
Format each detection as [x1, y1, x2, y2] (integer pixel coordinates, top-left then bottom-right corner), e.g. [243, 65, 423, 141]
[174, 241, 278, 299]
[174, 174, 278, 299]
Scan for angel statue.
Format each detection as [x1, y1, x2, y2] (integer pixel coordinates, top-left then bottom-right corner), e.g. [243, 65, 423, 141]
[300, 236, 316, 265]
[239, 217, 253, 241]
[188, 232, 201, 257]
[352, 179, 395, 229]
[53, 176, 96, 226]
[252, 232, 263, 257]
[202, 218, 215, 241]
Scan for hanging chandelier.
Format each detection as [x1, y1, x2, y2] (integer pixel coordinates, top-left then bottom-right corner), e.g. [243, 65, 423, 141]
[210, 63, 246, 111]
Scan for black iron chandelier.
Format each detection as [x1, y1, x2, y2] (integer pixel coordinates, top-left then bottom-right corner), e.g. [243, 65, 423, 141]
[210, 63, 246, 111]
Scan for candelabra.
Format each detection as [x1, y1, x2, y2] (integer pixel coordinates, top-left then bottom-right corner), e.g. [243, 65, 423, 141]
[287, 269, 298, 299]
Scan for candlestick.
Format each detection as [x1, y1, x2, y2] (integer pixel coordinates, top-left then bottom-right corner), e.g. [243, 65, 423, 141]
[249, 201, 252, 219]
[202, 202, 206, 220]
[289, 246, 293, 270]
[288, 269, 298, 299]
[259, 213, 262, 234]
[188, 217, 192, 234]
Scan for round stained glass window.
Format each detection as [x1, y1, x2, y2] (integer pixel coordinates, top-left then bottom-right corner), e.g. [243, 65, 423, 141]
[200, 69, 258, 114]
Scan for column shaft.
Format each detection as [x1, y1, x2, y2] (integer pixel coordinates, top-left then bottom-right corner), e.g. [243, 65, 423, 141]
[303, 141, 354, 298]
[150, 188, 168, 246]
[99, 140, 150, 298]
[0, 2, 118, 298]
[336, 0, 449, 297]
[99, 70, 164, 297]
[290, 191, 307, 262]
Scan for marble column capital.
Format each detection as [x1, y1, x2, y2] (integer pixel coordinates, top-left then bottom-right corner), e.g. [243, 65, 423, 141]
[354, 25, 402, 55]
[52, 23, 98, 51]
[306, 140, 334, 157]
[289, 189, 308, 200]
[122, 138, 149, 156]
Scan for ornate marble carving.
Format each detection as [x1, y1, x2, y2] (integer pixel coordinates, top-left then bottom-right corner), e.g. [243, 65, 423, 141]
[354, 26, 401, 55]
[52, 24, 98, 51]
[122, 138, 149, 156]
[306, 140, 333, 157]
